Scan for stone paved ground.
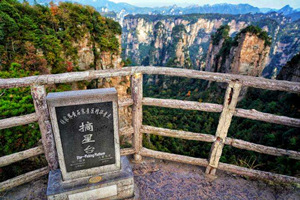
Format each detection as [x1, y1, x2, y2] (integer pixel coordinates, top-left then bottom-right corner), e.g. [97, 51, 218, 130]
[1, 157, 299, 200]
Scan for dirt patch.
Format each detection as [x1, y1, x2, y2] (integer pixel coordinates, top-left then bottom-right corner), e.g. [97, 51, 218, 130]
[132, 157, 300, 200]
[1, 157, 299, 200]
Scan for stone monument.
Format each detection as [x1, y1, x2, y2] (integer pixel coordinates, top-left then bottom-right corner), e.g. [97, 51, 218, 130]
[46, 88, 134, 199]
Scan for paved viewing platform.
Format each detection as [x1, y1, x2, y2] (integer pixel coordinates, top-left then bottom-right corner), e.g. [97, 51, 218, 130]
[1, 157, 299, 200]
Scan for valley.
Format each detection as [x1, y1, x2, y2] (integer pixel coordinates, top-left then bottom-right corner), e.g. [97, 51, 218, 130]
[122, 13, 299, 77]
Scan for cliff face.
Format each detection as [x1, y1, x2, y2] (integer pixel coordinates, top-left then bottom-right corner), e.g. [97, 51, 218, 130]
[230, 33, 270, 76]
[122, 13, 299, 75]
[277, 53, 300, 82]
[75, 33, 131, 128]
[123, 16, 244, 68]
[205, 26, 271, 77]
[205, 38, 225, 71]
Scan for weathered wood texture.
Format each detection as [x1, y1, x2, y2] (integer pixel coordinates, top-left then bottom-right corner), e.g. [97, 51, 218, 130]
[140, 125, 300, 159]
[140, 147, 208, 167]
[143, 98, 223, 113]
[119, 126, 134, 136]
[0, 67, 136, 89]
[0, 166, 49, 192]
[1, 67, 299, 93]
[234, 108, 300, 127]
[139, 67, 300, 93]
[141, 125, 215, 143]
[225, 138, 300, 160]
[143, 98, 300, 127]
[140, 148, 300, 183]
[31, 85, 58, 170]
[120, 148, 135, 156]
[0, 113, 38, 130]
[118, 98, 133, 107]
[218, 162, 300, 183]
[0, 146, 44, 167]
[131, 73, 143, 162]
[206, 82, 242, 175]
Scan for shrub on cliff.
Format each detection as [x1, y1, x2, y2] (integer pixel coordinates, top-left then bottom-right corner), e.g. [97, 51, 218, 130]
[238, 25, 272, 46]
[211, 25, 230, 45]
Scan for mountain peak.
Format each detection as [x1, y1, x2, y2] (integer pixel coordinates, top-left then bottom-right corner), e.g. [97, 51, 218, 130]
[278, 5, 294, 15]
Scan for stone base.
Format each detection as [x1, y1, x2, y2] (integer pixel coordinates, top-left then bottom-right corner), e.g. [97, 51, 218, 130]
[47, 156, 135, 200]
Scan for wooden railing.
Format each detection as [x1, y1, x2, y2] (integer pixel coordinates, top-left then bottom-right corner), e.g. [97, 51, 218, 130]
[0, 67, 300, 191]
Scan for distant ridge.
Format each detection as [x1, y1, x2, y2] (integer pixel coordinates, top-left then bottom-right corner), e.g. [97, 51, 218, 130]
[23, 1, 300, 20]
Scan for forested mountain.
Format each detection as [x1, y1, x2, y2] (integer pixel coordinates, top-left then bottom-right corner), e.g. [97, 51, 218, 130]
[0, 0, 132, 181]
[1, 0, 122, 74]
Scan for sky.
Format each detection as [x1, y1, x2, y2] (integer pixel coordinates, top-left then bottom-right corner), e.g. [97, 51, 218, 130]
[109, 0, 300, 9]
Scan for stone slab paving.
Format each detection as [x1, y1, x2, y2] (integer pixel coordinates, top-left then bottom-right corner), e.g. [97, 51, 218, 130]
[1, 157, 299, 200]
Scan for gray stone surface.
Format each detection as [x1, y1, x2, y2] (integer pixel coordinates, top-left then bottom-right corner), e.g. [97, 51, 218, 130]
[46, 88, 121, 181]
[47, 156, 134, 200]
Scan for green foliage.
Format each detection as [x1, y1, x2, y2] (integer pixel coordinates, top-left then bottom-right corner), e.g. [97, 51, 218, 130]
[238, 25, 272, 46]
[0, 1, 122, 180]
[143, 77, 224, 158]
[154, 21, 164, 30]
[0, 63, 40, 156]
[143, 74, 300, 176]
[0, 0, 121, 73]
[211, 25, 230, 45]
[122, 58, 132, 67]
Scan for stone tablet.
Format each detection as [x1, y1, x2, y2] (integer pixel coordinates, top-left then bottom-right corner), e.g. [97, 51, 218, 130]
[47, 88, 120, 181]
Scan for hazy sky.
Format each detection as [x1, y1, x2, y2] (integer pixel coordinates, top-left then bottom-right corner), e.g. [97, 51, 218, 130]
[109, 0, 300, 9]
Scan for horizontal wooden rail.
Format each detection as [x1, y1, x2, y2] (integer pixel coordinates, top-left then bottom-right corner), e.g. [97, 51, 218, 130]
[218, 162, 300, 183]
[139, 67, 300, 93]
[0, 113, 38, 130]
[0, 166, 49, 192]
[234, 108, 300, 127]
[140, 147, 208, 167]
[142, 98, 300, 127]
[0, 67, 136, 89]
[140, 147, 300, 183]
[119, 126, 134, 136]
[142, 125, 300, 160]
[118, 98, 133, 107]
[225, 138, 300, 160]
[0, 146, 44, 167]
[1, 67, 299, 93]
[143, 98, 223, 113]
[141, 125, 215, 143]
[120, 148, 135, 156]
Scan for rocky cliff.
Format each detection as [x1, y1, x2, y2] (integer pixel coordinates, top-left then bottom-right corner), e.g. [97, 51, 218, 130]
[205, 25, 271, 77]
[122, 13, 299, 76]
[277, 53, 300, 82]
[75, 33, 131, 128]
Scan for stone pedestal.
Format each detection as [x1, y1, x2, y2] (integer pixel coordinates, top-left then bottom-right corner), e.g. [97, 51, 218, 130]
[47, 157, 135, 200]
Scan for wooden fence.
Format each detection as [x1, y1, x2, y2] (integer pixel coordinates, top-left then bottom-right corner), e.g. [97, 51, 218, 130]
[0, 67, 300, 192]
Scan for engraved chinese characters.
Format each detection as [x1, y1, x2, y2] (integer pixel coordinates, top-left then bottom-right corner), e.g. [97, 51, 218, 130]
[79, 122, 95, 153]
[56, 103, 116, 172]
[47, 88, 121, 180]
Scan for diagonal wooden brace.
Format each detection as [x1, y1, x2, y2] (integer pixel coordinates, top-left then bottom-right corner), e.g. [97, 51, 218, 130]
[206, 81, 242, 175]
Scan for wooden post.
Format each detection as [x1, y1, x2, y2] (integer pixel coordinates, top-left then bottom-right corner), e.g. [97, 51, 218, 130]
[131, 73, 143, 162]
[31, 85, 58, 170]
[206, 81, 242, 176]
